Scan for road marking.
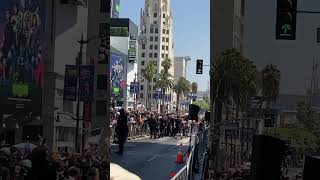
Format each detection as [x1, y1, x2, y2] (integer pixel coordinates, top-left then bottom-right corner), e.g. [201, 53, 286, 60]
[147, 154, 161, 162]
[168, 145, 177, 151]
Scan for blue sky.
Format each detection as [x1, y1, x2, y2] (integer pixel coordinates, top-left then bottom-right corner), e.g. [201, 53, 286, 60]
[120, 0, 210, 91]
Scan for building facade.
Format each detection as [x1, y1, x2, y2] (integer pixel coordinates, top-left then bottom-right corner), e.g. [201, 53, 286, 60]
[0, 0, 110, 153]
[173, 56, 191, 82]
[138, 0, 175, 112]
[110, 18, 138, 109]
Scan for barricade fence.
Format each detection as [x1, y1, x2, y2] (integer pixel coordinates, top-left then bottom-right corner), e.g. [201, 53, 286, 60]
[110, 122, 150, 143]
[171, 127, 209, 180]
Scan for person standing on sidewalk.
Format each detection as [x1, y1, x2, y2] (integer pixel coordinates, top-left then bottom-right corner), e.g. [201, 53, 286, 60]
[115, 109, 129, 155]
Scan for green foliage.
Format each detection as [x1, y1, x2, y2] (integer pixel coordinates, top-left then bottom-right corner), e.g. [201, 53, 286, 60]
[264, 128, 318, 154]
[261, 64, 281, 103]
[193, 100, 210, 111]
[211, 49, 258, 106]
[203, 93, 210, 104]
[110, 27, 129, 37]
[173, 77, 191, 96]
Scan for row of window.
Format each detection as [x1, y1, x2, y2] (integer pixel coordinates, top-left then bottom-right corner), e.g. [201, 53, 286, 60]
[153, 13, 166, 18]
[141, 52, 169, 59]
[149, 28, 170, 34]
[142, 52, 158, 58]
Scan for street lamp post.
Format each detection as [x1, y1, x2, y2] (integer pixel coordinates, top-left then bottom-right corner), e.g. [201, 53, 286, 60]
[75, 34, 106, 153]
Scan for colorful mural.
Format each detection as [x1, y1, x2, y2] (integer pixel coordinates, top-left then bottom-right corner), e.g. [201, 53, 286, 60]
[0, 0, 46, 115]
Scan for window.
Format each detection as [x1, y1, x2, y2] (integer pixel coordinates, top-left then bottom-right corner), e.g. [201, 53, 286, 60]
[142, 44, 145, 49]
[153, 77, 157, 82]
[155, 28, 159, 33]
[166, 30, 169, 34]
[150, 45, 153, 49]
[163, 13, 165, 18]
[162, 53, 164, 58]
[150, 37, 153, 41]
[162, 37, 165, 42]
[166, 38, 169, 42]
[154, 21, 157, 25]
[162, 29, 165, 34]
[166, 54, 168, 58]
[166, 46, 168, 50]
[163, 21, 165, 25]
[150, 28, 154, 33]
[140, 93, 144, 99]
[63, 100, 74, 114]
[141, 69, 145, 74]
[96, 101, 107, 116]
[149, 53, 153, 58]
[141, 61, 145, 65]
[153, 86, 157, 91]
[154, 45, 158, 50]
[97, 75, 107, 90]
[140, 85, 144, 90]
[142, 52, 145, 57]
[155, 36, 158, 42]
[162, 45, 165, 50]
[154, 13, 157, 17]
[154, 61, 157, 66]
[154, 53, 158, 58]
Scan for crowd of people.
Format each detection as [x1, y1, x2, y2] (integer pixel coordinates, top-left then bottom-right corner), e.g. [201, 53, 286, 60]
[111, 108, 207, 155]
[0, 140, 108, 180]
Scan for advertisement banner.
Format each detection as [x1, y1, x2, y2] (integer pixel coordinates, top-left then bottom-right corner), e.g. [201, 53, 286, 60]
[112, 0, 120, 18]
[83, 102, 91, 133]
[79, 65, 95, 101]
[0, 0, 46, 115]
[128, 40, 136, 62]
[63, 65, 78, 101]
[110, 53, 125, 98]
[129, 82, 139, 93]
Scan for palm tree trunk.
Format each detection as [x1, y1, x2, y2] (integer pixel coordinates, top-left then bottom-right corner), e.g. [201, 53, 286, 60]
[176, 93, 180, 113]
[162, 88, 166, 113]
[210, 98, 223, 172]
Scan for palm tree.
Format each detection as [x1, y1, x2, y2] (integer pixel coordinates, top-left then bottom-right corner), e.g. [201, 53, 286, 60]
[261, 64, 280, 110]
[155, 71, 174, 113]
[209, 49, 258, 172]
[191, 82, 198, 101]
[142, 60, 157, 111]
[173, 77, 191, 113]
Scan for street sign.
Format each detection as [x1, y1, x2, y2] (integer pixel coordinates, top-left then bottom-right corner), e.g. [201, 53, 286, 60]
[276, 0, 297, 40]
[196, 59, 203, 74]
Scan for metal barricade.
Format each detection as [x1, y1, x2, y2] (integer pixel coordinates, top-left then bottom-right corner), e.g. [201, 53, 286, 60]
[171, 127, 209, 180]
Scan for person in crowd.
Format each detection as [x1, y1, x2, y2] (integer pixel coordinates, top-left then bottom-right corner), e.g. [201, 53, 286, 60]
[159, 115, 166, 138]
[115, 108, 129, 155]
[174, 115, 183, 139]
[146, 113, 157, 139]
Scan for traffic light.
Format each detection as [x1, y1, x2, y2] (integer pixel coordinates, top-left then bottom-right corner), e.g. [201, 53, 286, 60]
[276, 0, 297, 40]
[196, 59, 203, 74]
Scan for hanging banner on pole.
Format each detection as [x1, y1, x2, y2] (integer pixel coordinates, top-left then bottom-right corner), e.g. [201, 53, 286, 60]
[79, 65, 95, 101]
[83, 102, 92, 133]
[128, 40, 137, 62]
[63, 65, 78, 101]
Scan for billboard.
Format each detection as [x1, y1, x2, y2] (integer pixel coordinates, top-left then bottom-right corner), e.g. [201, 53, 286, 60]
[128, 40, 136, 62]
[110, 52, 125, 98]
[63, 65, 78, 101]
[112, 0, 120, 18]
[0, 0, 46, 116]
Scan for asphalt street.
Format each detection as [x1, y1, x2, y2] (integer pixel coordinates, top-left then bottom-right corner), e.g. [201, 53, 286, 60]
[111, 136, 191, 180]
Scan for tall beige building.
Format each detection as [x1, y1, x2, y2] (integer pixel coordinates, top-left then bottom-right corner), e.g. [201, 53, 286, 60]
[138, 0, 175, 111]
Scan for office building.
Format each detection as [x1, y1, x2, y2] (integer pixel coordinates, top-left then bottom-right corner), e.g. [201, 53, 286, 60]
[138, 0, 175, 112]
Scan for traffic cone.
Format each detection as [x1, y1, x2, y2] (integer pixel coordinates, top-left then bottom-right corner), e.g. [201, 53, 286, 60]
[176, 143, 184, 163]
